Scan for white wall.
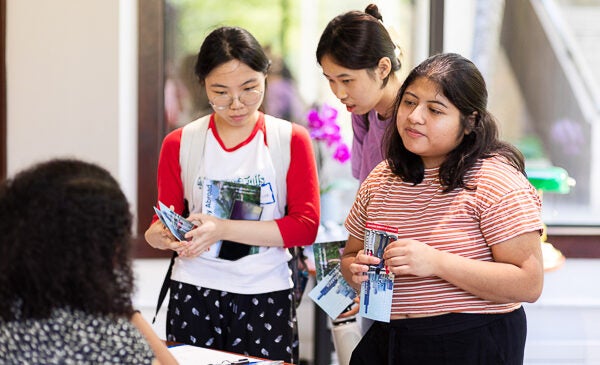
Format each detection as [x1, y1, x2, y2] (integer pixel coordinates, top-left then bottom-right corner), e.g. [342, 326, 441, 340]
[524, 259, 600, 364]
[5, 0, 137, 206]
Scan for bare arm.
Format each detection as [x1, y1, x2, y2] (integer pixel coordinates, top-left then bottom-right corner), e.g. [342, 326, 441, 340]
[130, 311, 179, 365]
[383, 231, 544, 303]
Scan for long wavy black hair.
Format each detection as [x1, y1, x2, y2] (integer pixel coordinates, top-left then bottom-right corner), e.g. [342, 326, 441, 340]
[0, 159, 135, 320]
[384, 53, 525, 192]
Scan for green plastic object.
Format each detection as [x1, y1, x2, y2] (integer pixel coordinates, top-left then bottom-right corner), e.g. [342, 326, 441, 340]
[525, 166, 572, 194]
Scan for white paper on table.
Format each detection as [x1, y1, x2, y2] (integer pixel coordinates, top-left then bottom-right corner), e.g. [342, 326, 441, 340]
[168, 344, 265, 364]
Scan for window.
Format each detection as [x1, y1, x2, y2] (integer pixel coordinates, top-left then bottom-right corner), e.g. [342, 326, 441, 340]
[497, 0, 600, 254]
[134, 0, 411, 257]
[134, 0, 600, 258]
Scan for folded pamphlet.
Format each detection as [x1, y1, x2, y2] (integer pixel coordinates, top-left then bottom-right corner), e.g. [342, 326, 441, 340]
[308, 240, 357, 319]
[359, 222, 398, 322]
[202, 179, 262, 260]
[154, 201, 195, 241]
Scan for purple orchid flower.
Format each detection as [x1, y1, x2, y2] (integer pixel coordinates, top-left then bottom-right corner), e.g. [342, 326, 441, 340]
[306, 103, 351, 164]
[333, 142, 351, 163]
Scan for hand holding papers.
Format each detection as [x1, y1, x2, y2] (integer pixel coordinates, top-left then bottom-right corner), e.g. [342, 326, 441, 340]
[154, 201, 196, 241]
[359, 223, 397, 322]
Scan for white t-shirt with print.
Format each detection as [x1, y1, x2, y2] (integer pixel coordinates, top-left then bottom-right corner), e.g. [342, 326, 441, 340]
[171, 125, 292, 295]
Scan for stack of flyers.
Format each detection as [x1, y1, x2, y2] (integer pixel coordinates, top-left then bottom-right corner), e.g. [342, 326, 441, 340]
[308, 241, 357, 319]
[154, 201, 196, 241]
[359, 222, 398, 322]
[201, 179, 262, 260]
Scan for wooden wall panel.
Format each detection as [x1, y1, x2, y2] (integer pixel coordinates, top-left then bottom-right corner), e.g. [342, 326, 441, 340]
[134, 0, 170, 258]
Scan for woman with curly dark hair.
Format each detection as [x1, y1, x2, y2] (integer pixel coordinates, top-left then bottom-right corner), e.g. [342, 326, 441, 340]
[341, 53, 544, 364]
[0, 158, 176, 364]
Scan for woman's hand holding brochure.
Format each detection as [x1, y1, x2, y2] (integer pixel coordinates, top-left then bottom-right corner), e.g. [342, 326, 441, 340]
[154, 201, 196, 241]
[147, 201, 197, 256]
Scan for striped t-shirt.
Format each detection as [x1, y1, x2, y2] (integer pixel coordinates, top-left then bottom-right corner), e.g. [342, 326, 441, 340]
[345, 155, 543, 315]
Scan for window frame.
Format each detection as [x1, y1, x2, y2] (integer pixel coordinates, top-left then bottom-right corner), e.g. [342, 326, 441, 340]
[133, 0, 170, 257]
[1, 0, 6, 182]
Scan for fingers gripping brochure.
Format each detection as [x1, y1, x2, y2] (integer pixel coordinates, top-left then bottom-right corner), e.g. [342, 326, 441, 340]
[154, 201, 196, 241]
[308, 241, 357, 319]
[359, 222, 398, 322]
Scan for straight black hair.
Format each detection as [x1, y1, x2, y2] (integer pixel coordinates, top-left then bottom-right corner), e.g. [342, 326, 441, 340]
[194, 26, 271, 83]
[316, 4, 401, 86]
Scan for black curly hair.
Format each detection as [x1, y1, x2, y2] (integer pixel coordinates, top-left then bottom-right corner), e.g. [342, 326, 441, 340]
[0, 158, 135, 320]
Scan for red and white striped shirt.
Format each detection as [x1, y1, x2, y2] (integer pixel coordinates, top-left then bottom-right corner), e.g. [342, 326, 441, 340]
[345, 156, 543, 315]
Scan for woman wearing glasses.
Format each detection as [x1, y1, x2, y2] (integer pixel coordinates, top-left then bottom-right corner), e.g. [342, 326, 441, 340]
[144, 26, 320, 363]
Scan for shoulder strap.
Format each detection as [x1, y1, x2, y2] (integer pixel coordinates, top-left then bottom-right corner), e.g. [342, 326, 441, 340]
[180, 115, 211, 210]
[152, 115, 210, 325]
[264, 114, 292, 208]
[152, 251, 176, 324]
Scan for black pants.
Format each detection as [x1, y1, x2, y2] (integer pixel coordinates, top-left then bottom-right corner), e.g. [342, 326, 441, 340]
[350, 307, 527, 365]
[166, 280, 297, 363]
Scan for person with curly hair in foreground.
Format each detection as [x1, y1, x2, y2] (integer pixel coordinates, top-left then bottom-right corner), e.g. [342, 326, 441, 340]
[0, 158, 177, 365]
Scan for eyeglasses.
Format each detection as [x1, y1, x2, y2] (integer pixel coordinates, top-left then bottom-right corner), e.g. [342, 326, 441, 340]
[209, 89, 263, 110]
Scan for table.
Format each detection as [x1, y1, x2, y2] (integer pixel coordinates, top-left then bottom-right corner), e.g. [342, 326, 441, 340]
[168, 344, 293, 365]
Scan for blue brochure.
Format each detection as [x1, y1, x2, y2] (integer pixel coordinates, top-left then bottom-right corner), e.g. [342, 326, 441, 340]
[358, 223, 397, 322]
